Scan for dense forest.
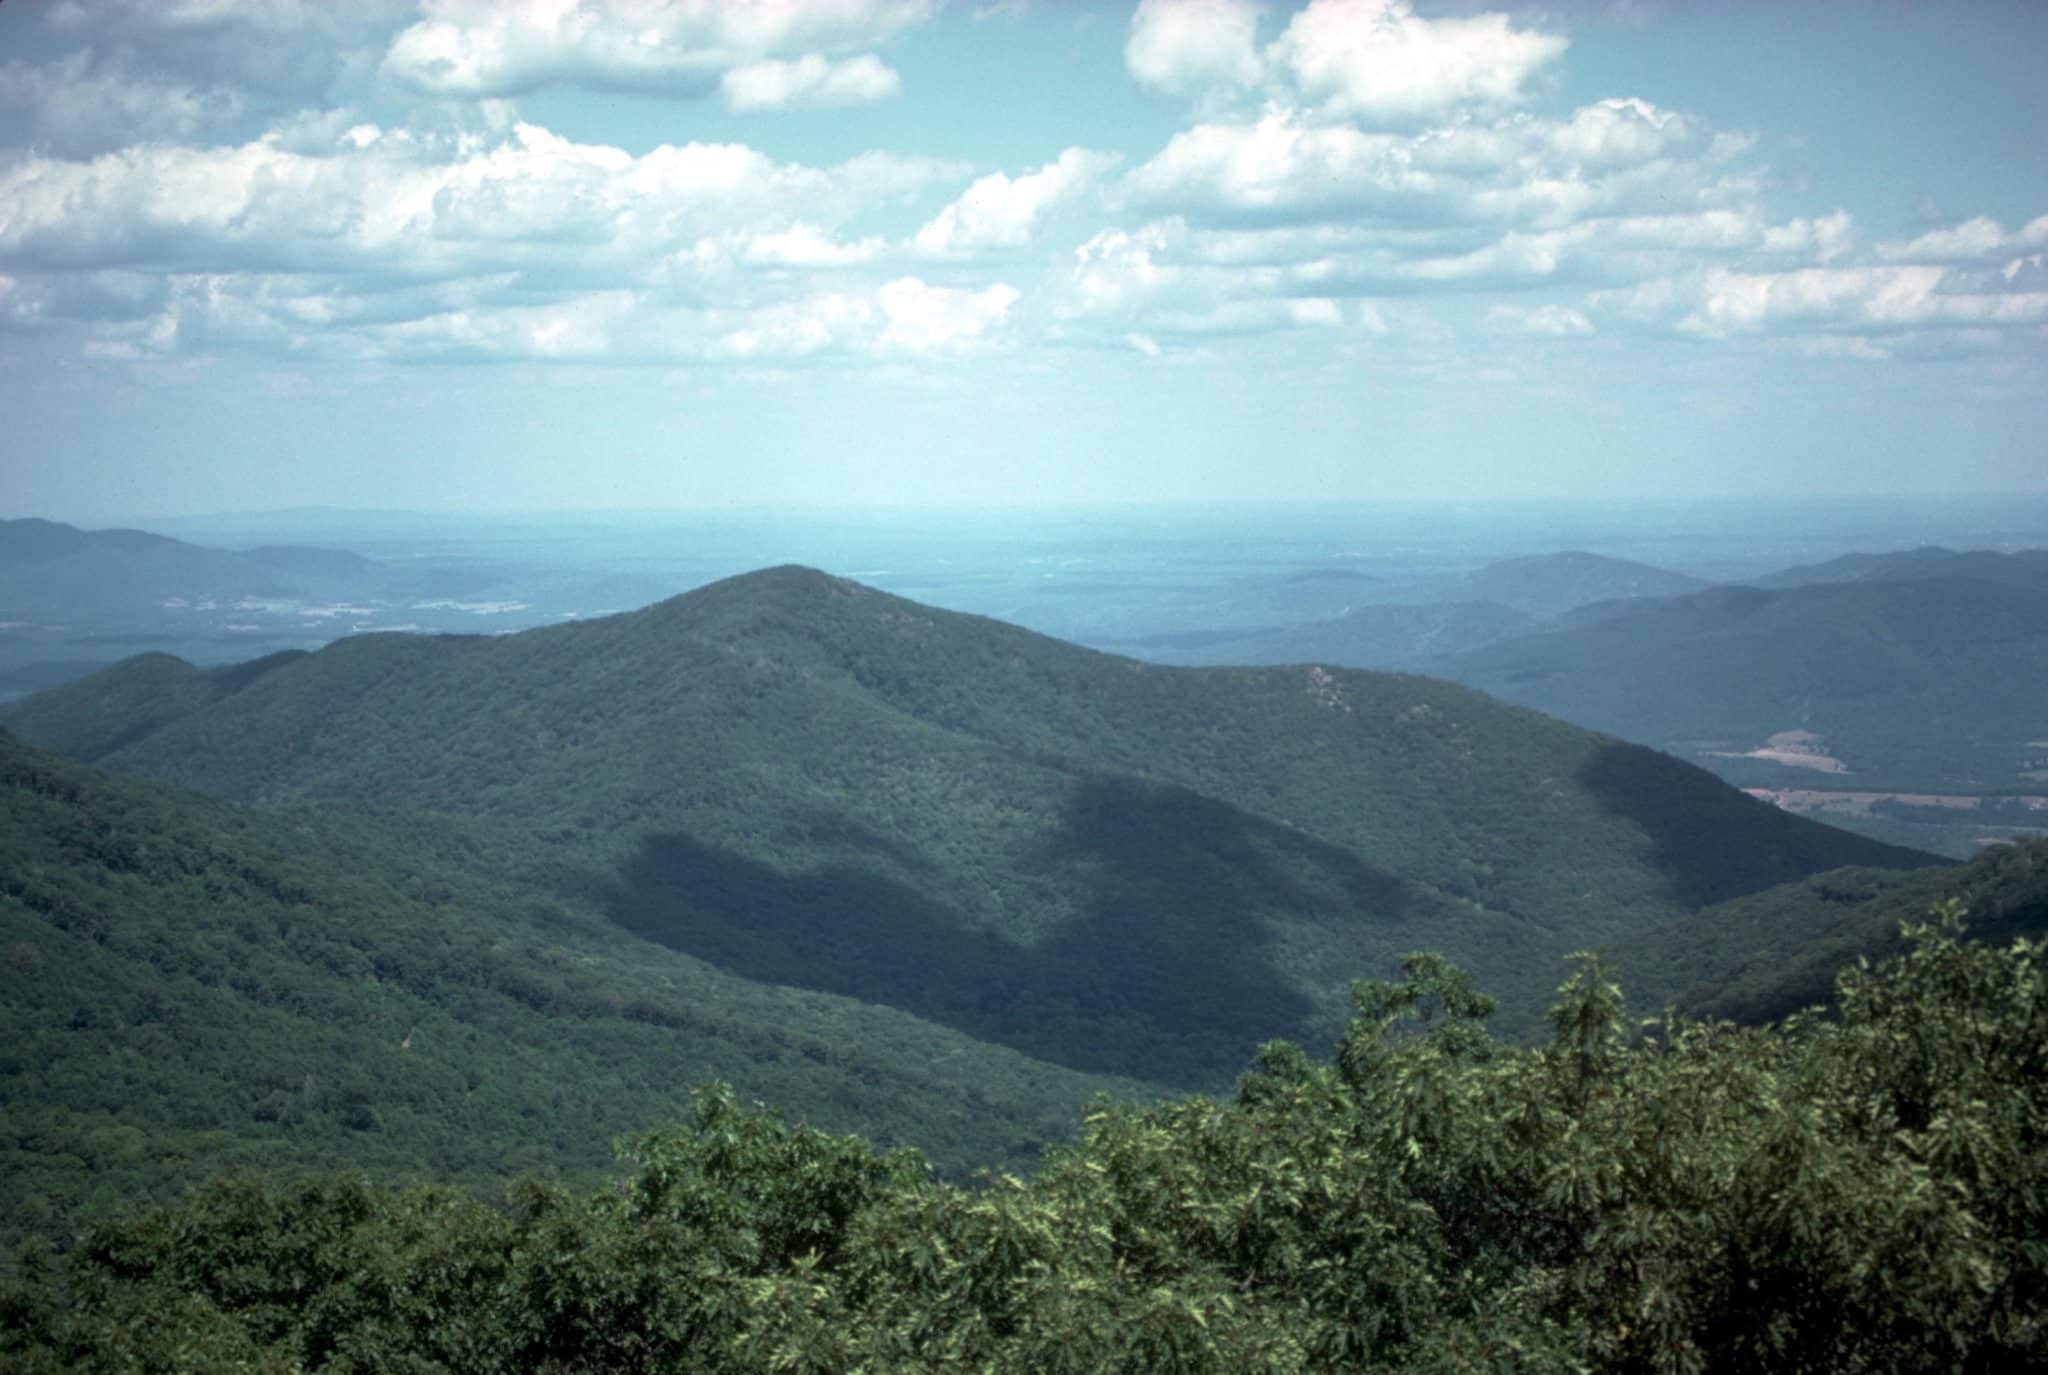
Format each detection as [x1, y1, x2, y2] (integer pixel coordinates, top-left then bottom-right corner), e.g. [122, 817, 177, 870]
[4, 920, 2041, 1373]
[0, 728, 1154, 1253]
[4, 568, 2043, 1371]
[0, 566, 1934, 1077]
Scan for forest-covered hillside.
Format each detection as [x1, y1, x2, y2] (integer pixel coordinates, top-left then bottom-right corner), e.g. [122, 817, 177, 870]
[5, 920, 2040, 1373]
[4, 571, 2041, 1373]
[1435, 573, 2048, 792]
[0, 729, 1156, 1250]
[2, 567, 1935, 1082]
[1606, 835, 2048, 1024]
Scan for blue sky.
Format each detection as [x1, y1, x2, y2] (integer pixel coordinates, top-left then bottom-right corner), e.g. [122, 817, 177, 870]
[1, 0, 2043, 521]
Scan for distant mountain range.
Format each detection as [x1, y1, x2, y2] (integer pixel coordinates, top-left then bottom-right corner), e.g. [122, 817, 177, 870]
[0, 517, 364, 610]
[0, 516, 681, 701]
[1112, 547, 2048, 853]
[1754, 546, 2048, 591]
[1432, 560, 2048, 795]
[1, 567, 1933, 1081]
[1125, 601, 1537, 670]
[1110, 553, 1704, 670]
[9, 563, 2025, 1252]
[1445, 550, 1714, 618]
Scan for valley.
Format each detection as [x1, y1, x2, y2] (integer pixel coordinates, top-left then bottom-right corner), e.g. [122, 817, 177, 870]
[3, 555, 1991, 1252]
[6, 507, 2048, 1268]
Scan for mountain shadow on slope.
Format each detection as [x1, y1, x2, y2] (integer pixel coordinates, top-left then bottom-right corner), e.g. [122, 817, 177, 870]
[597, 774, 1414, 1086]
[1605, 837, 2048, 1027]
[1575, 741, 1942, 909]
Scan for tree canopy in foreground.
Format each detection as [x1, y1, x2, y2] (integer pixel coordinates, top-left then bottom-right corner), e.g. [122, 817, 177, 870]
[5, 916, 2042, 1374]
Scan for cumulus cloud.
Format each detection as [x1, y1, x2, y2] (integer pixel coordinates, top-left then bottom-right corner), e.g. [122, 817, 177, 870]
[381, 0, 938, 99]
[0, 116, 1010, 366]
[1678, 266, 2048, 336]
[0, 53, 252, 158]
[5, 0, 2043, 381]
[1125, 0, 1564, 125]
[739, 225, 887, 268]
[1267, 0, 1566, 125]
[877, 277, 1021, 351]
[0, 124, 959, 278]
[1126, 0, 1267, 99]
[1123, 99, 1751, 236]
[40, 0, 409, 106]
[720, 54, 901, 110]
[914, 149, 1122, 256]
[1056, 217, 1361, 343]
[1761, 211, 1856, 262]
[1124, 112, 1417, 224]
[1582, 263, 2048, 358]
[1877, 215, 2048, 264]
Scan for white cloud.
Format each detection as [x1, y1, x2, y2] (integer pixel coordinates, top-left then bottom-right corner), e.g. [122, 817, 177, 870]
[878, 277, 1021, 352]
[1267, 0, 1566, 125]
[720, 54, 901, 110]
[1877, 215, 2048, 263]
[1681, 266, 2048, 335]
[715, 291, 871, 359]
[1484, 303, 1592, 336]
[1064, 221, 1184, 319]
[914, 149, 1121, 256]
[1124, 0, 1564, 125]
[1761, 211, 1855, 262]
[1056, 217, 1373, 342]
[381, 0, 939, 98]
[1585, 264, 2048, 354]
[0, 117, 1012, 366]
[1542, 98, 1699, 170]
[1125, 111, 1419, 223]
[377, 289, 640, 360]
[0, 124, 958, 278]
[1124, 100, 1757, 236]
[1125, 0, 1266, 98]
[740, 225, 887, 268]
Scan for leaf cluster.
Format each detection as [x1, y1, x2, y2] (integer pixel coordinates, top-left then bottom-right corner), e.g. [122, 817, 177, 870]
[8, 920, 2043, 1373]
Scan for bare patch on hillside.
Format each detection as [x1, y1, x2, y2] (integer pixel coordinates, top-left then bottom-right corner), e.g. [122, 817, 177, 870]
[1705, 730, 1849, 774]
[1305, 665, 1352, 714]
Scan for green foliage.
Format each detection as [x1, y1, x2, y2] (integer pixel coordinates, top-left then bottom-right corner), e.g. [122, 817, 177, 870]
[0, 565, 1933, 1081]
[8, 922, 2042, 1372]
[0, 730, 1155, 1251]
[1440, 572, 2048, 795]
[1607, 836, 2048, 1024]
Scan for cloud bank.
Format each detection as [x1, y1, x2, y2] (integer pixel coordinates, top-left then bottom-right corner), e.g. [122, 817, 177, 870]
[0, 0, 2040, 380]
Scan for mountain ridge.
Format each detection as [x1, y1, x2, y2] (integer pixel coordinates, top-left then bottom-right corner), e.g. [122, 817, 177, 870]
[4, 565, 1939, 1078]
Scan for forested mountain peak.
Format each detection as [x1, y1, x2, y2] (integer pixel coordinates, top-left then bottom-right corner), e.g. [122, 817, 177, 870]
[3, 568, 1937, 1090]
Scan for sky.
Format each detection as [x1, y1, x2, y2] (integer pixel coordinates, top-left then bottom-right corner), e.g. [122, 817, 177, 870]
[1, 0, 2043, 522]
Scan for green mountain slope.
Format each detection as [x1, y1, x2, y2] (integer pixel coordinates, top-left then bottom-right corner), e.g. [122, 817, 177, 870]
[1121, 600, 1536, 669]
[5, 567, 1935, 1079]
[1605, 837, 2048, 1026]
[1434, 575, 2048, 791]
[0, 729, 1155, 1246]
[1449, 550, 1711, 618]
